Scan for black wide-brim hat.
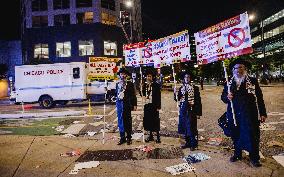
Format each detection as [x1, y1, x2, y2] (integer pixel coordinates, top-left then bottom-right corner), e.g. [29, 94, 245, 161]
[144, 68, 157, 77]
[117, 67, 130, 75]
[229, 58, 252, 71]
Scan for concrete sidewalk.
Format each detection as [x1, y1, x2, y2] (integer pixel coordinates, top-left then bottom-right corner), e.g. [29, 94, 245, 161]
[0, 134, 283, 177]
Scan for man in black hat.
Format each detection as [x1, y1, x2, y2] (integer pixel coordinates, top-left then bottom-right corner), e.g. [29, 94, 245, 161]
[221, 58, 267, 167]
[116, 67, 137, 145]
[174, 72, 202, 150]
[142, 68, 162, 143]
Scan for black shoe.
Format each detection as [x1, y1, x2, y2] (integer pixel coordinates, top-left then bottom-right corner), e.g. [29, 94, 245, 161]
[190, 147, 196, 151]
[250, 160, 262, 167]
[230, 155, 242, 162]
[156, 138, 161, 143]
[145, 136, 154, 142]
[117, 138, 126, 145]
[127, 139, 132, 145]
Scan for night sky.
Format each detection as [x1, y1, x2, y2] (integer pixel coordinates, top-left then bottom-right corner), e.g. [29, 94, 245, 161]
[142, 0, 284, 39]
[0, 0, 283, 40]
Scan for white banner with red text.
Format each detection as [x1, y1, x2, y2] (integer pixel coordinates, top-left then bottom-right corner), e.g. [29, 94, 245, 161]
[194, 12, 253, 65]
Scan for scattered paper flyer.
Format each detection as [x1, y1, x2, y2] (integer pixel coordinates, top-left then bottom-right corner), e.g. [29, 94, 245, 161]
[69, 161, 100, 175]
[132, 133, 144, 140]
[272, 153, 284, 167]
[207, 138, 222, 145]
[165, 163, 195, 175]
[183, 153, 211, 164]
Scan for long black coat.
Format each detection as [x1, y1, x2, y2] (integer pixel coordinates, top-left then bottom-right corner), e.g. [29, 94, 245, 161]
[221, 77, 267, 155]
[142, 82, 161, 131]
[175, 85, 202, 136]
[115, 81, 137, 133]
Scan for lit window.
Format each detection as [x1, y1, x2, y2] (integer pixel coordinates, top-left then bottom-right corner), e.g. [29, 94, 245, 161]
[34, 44, 49, 59]
[32, 15, 48, 27]
[104, 41, 117, 56]
[53, 0, 70, 9]
[101, 12, 116, 25]
[76, 0, 92, 8]
[56, 42, 71, 57]
[77, 12, 93, 24]
[101, 0, 116, 11]
[54, 14, 70, 26]
[32, 0, 47, 11]
[279, 24, 284, 34]
[79, 40, 94, 56]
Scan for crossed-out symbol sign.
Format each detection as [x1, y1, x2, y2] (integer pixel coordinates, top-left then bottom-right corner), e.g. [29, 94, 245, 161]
[228, 28, 245, 48]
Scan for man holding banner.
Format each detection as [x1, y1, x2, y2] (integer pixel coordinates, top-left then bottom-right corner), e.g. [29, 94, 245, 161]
[116, 68, 137, 145]
[221, 59, 267, 167]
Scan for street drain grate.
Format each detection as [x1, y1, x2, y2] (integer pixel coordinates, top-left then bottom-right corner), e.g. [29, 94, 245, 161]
[77, 147, 184, 162]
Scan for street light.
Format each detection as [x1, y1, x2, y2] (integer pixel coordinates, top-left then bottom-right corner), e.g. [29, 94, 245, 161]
[125, 1, 133, 8]
[121, 1, 133, 43]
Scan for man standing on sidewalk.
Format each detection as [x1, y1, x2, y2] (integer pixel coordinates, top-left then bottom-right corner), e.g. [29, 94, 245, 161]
[174, 71, 202, 150]
[116, 68, 137, 145]
[221, 59, 267, 167]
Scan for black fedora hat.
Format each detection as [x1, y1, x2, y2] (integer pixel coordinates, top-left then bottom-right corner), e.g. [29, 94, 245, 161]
[229, 58, 252, 71]
[117, 67, 130, 75]
[144, 68, 157, 77]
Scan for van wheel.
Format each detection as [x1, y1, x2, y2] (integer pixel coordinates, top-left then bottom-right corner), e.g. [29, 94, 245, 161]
[39, 95, 54, 109]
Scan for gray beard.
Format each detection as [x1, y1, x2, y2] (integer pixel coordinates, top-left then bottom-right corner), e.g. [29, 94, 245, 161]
[234, 75, 246, 86]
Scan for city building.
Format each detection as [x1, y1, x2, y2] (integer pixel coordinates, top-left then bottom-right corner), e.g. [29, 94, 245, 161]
[251, 9, 284, 61]
[21, 0, 142, 64]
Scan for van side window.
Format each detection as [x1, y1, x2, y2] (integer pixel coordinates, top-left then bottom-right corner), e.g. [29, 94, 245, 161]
[73, 67, 80, 79]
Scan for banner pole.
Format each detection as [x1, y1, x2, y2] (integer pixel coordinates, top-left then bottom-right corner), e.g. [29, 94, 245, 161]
[139, 65, 145, 142]
[222, 61, 237, 126]
[103, 79, 107, 144]
[171, 64, 179, 115]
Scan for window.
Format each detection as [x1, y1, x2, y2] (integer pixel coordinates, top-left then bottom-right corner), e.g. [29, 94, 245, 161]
[104, 41, 117, 56]
[32, 16, 48, 27]
[279, 24, 284, 34]
[54, 14, 70, 26]
[32, 0, 47, 11]
[76, 0, 92, 8]
[53, 0, 70, 9]
[34, 44, 49, 59]
[56, 42, 71, 57]
[79, 40, 94, 56]
[101, 0, 115, 11]
[76, 12, 93, 24]
[101, 12, 116, 25]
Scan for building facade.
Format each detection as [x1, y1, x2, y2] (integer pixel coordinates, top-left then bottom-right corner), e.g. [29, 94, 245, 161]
[251, 9, 284, 60]
[22, 0, 142, 64]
